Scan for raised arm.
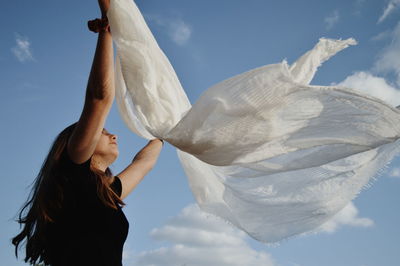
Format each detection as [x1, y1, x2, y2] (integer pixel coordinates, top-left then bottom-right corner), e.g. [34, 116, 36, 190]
[67, 1, 114, 164]
[117, 139, 163, 199]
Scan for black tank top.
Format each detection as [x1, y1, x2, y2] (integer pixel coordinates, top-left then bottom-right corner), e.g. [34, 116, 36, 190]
[45, 148, 129, 265]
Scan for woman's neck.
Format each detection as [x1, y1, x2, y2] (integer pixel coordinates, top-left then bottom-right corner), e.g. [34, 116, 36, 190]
[90, 155, 109, 172]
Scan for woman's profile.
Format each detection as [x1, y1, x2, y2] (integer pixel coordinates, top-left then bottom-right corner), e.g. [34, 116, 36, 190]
[12, 1, 163, 265]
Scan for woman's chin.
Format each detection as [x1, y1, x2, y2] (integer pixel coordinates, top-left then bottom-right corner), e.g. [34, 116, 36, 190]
[111, 151, 119, 162]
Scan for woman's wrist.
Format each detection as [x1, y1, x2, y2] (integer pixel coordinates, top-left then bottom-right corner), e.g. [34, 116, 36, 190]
[150, 139, 164, 145]
[98, 0, 110, 19]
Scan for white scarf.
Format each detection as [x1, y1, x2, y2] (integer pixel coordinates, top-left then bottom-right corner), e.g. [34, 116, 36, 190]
[108, 0, 400, 243]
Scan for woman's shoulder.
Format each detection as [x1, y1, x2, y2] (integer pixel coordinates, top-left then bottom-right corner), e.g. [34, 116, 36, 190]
[59, 147, 94, 189]
[60, 147, 92, 169]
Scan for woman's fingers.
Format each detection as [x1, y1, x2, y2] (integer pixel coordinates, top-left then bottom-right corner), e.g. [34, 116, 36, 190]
[88, 19, 99, 32]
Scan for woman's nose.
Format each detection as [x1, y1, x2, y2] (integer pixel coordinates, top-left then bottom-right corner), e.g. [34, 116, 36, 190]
[111, 134, 118, 141]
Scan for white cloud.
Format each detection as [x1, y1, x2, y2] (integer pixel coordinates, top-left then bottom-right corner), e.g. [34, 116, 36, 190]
[11, 34, 34, 62]
[336, 21, 400, 108]
[337, 71, 400, 107]
[146, 14, 192, 46]
[389, 167, 400, 177]
[324, 10, 340, 30]
[373, 22, 400, 86]
[378, 0, 400, 24]
[130, 204, 275, 266]
[316, 202, 374, 233]
[128, 203, 374, 265]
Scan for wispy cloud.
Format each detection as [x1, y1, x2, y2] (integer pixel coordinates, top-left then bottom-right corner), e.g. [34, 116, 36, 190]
[389, 167, 400, 177]
[316, 202, 374, 233]
[353, 0, 366, 16]
[146, 14, 192, 46]
[371, 30, 392, 41]
[324, 10, 340, 30]
[129, 204, 275, 266]
[11, 34, 34, 62]
[378, 0, 400, 24]
[355, 0, 366, 6]
[373, 22, 400, 86]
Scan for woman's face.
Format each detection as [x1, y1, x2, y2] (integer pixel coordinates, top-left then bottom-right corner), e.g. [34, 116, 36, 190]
[93, 128, 119, 162]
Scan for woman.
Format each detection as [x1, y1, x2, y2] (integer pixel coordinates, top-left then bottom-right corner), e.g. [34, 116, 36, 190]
[12, 1, 163, 265]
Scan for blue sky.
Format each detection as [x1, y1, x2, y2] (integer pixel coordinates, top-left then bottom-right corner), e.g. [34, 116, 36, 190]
[1, 0, 400, 265]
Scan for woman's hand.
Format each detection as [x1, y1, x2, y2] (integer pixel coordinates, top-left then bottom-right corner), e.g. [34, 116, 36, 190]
[98, 0, 110, 17]
[88, 18, 110, 33]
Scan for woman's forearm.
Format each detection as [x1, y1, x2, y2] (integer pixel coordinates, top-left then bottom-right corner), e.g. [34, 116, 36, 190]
[117, 139, 163, 199]
[133, 139, 163, 169]
[86, 28, 114, 101]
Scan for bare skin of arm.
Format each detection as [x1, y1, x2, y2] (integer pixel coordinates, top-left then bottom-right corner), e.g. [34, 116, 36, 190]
[67, 0, 163, 198]
[117, 139, 163, 200]
[67, 1, 114, 164]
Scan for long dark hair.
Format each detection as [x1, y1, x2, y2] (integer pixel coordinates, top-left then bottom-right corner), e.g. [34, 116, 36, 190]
[12, 122, 125, 264]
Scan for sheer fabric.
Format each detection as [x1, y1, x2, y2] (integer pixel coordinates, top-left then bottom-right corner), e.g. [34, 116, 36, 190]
[108, 0, 400, 242]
